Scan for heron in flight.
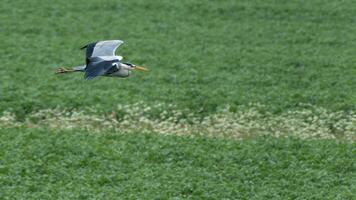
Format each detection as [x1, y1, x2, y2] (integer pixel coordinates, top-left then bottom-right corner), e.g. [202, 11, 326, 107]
[56, 40, 148, 80]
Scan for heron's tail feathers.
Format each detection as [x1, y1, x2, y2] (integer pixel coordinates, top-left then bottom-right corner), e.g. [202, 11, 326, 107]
[55, 67, 74, 74]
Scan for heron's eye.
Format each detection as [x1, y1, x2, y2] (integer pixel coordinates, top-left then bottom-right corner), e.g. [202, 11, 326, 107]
[112, 63, 119, 69]
[123, 62, 133, 67]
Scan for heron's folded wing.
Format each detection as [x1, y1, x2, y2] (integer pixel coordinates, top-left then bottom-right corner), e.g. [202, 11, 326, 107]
[84, 60, 113, 80]
[81, 40, 124, 59]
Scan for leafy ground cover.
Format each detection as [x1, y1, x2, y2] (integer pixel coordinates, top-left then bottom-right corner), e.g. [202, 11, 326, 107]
[0, 0, 355, 118]
[0, 128, 355, 199]
[1, 0, 355, 198]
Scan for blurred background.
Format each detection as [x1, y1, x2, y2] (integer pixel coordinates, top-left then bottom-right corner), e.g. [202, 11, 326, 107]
[1, 0, 355, 119]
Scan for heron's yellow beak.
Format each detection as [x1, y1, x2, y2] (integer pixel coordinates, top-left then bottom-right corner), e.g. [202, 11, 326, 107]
[133, 66, 148, 72]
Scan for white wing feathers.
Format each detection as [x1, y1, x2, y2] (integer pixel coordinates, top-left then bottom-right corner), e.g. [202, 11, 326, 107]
[84, 40, 124, 60]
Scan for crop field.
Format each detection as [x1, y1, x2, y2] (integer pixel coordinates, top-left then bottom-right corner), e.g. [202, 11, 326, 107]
[0, 128, 355, 199]
[0, 0, 355, 199]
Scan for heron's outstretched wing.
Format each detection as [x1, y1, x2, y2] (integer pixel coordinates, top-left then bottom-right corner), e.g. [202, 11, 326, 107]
[81, 40, 124, 59]
[84, 59, 115, 80]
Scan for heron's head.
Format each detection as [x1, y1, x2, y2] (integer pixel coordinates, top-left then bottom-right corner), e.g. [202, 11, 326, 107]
[122, 62, 148, 72]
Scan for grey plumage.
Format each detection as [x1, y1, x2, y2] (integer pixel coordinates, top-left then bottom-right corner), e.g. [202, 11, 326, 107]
[56, 39, 147, 79]
[82, 40, 124, 59]
[84, 57, 120, 80]
[82, 40, 124, 80]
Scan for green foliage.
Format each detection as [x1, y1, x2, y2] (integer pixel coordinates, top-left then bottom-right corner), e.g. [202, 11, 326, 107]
[1, 1, 355, 198]
[0, 128, 355, 199]
[1, 0, 355, 118]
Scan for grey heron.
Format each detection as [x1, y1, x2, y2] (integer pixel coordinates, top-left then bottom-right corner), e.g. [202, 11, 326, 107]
[56, 40, 148, 80]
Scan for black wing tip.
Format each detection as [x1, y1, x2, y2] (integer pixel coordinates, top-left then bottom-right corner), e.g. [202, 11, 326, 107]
[80, 44, 88, 50]
[80, 41, 97, 50]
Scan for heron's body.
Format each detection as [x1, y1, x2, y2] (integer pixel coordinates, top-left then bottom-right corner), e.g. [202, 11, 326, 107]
[56, 40, 147, 79]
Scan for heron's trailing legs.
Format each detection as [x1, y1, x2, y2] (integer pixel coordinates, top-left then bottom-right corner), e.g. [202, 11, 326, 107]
[55, 67, 74, 74]
[55, 65, 86, 74]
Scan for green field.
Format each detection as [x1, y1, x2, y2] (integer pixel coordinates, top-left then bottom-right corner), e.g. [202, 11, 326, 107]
[0, 128, 355, 199]
[1, 0, 355, 115]
[1, 0, 355, 199]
